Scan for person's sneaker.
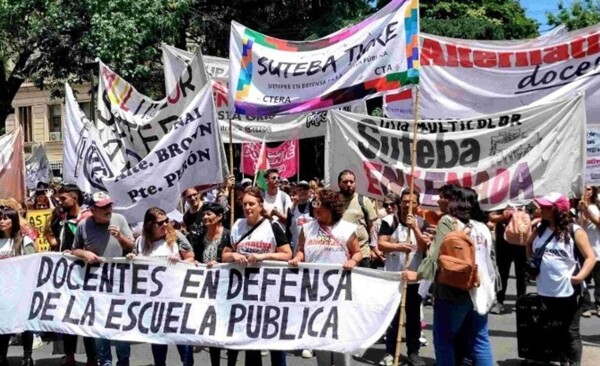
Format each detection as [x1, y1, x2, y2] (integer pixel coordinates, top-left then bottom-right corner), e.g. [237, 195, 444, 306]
[301, 349, 314, 359]
[63, 355, 76, 366]
[378, 353, 393, 366]
[261, 350, 269, 356]
[490, 302, 504, 314]
[31, 335, 44, 350]
[582, 309, 595, 318]
[419, 335, 428, 347]
[408, 353, 426, 366]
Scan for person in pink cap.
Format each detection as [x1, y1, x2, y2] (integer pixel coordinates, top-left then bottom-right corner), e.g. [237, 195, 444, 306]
[527, 192, 596, 366]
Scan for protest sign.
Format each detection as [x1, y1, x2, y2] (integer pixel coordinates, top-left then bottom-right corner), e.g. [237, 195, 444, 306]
[383, 25, 600, 124]
[27, 209, 53, 252]
[0, 253, 401, 352]
[64, 82, 225, 223]
[0, 127, 25, 201]
[587, 126, 600, 184]
[25, 145, 52, 190]
[241, 140, 298, 178]
[228, 0, 419, 116]
[162, 44, 367, 143]
[326, 95, 586, 210]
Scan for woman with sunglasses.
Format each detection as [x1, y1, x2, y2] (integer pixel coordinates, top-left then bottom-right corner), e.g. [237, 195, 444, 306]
[289, 188, 362, 366]
[222, 186, 292, 366]
[0, 207, 36, 366]
[127, 207, 195, 366]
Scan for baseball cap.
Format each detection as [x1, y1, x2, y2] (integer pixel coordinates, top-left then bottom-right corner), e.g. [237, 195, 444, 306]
[240, 178, 252, 186]
[534, 192, 570, 213]
[280, 178, 289, 183]
[297, 180, 310, 188]
[92, 192, 113, 207]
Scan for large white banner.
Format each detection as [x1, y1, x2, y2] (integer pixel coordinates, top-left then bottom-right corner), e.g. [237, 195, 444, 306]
[326, 96, 586, 209]
[0, 253, 401, 352]
[384, 25, 600, 123]
[162, 45, 367, 143]
[228, 0, 419, 116]
[25, 145, 52, 189]
[64, 83, 225, 222]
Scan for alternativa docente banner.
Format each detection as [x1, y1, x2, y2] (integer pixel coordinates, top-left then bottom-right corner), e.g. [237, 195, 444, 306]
[327, 95, 586, 210]
[0, 254, 401, 353]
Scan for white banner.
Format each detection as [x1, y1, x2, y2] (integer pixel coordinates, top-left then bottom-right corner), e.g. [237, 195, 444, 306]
[384, 25, 600, 124]
[25, 145, 52, 189]
[228, 0, 419, 116]
[162, 45, 367, 143]
[326, 96, 586, 210]
[0, 253, 401, 352]
[64, 83, 224, 223]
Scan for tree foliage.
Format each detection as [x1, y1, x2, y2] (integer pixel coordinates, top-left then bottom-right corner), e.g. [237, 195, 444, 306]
[547, 0, 600, 31]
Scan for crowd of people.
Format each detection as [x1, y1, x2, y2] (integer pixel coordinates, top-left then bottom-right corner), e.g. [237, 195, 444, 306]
[1, 169, 598, 366]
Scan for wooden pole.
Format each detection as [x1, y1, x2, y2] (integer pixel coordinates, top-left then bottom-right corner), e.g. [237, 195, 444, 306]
[229, 118, 235, 228]
[393, 85, 420, 366]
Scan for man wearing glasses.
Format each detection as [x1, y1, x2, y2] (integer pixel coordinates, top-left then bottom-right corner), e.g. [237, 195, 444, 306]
[182, 188, 204, 230]
[262, 168, 292, 232]
[71, 192, 134, 366]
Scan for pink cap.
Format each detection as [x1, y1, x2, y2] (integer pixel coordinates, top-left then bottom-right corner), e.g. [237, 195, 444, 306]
[92, 192, 113, 207]
[535, 192, 570, 213]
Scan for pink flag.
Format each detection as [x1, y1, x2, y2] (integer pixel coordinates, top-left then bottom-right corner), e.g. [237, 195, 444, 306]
[0, 127, 26, 202]
[241, 140, 298, 178]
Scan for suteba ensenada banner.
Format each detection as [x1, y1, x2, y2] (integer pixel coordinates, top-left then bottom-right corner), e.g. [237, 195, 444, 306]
[228, 0, 419, 116]
[0, 253, 401, 353]
[326, 95, 586, 210]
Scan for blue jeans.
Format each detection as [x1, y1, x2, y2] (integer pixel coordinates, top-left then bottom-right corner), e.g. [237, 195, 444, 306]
[95, 338, 130, 366]
[433, 298, 493, 366]
[151, 344, 194, 366]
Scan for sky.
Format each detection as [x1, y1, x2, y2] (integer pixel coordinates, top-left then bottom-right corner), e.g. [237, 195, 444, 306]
[519, 0, 573, 33]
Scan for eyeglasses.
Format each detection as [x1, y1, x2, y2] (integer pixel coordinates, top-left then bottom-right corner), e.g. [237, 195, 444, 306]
[269, 176, 280, 181]
[382, 202, 396, 208]
[311, 200, 321, 208]
[185, 193, 198, 200]
[155, 218, 169, 227]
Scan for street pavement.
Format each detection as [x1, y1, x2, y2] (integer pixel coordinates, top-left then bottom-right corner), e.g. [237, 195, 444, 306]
[7, 270, 600, 365]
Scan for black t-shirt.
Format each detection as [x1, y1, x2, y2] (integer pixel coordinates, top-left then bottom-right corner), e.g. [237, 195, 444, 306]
[183, 210, 203, 230]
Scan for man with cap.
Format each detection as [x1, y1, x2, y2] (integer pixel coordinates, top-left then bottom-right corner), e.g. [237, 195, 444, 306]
[71, 192, 134, 366]
[240, 177, 253, 189]
[289, 180, 314, 250]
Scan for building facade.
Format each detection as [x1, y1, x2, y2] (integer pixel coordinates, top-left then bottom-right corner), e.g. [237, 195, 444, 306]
[5, 82, 92, 178]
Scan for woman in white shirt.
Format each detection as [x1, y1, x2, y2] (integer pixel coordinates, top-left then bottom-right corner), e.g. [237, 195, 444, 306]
[0, 206, 36, 366]
[128, 207, 195, 366]
[289, 188, 362, 366]
[528, 193, 596, 366]
[577, 185, 600, 317]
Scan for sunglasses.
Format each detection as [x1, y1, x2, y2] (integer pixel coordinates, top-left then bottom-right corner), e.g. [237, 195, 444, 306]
[155, 218, 169, 227]
[382, 202, 396, 208]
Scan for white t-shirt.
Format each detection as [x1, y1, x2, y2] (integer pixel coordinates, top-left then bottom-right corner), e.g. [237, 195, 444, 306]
[230, 218, 287, 256]
[134, 232, 192, 258]
[263, 190, 292, 230]
[0, 236, 35, 259]
[533, 225, 581, 298]
[382, 214, 425, 275]
[301, 219, 357, 264]
[580, 204, 600, 261]
[289, 202, 314, 248]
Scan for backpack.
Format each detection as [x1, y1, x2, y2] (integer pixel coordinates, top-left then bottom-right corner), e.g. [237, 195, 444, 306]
[437, 220, 480, 291]
[504, 209, 532, 246]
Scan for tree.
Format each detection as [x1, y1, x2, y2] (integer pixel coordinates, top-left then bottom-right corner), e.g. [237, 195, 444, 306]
[378, 0, 539, 40]
[0, 0, 192, 133]
[547, 0, 600, 31]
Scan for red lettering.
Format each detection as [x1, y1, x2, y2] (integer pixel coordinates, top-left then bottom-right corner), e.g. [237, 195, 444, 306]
[446, 44, 459, 67]
[489, 168, 510, 205]
[529, 50, 543, 66]
[571, 37, 587, 58]
[473, 51, 497, 68]
[542, 45, 570, 64]
[587, 33, 600, 56]
[497, 52, 513, 68]
[363, 161, 383, 196]
[421, 38, 446, 66]
[458, 47, 473, 67]
[515, 51, 530, 67]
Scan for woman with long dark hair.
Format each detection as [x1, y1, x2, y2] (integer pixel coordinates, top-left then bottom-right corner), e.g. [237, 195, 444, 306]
[528, 193, 595, 365]
[0, 207, 36, 366]
[402, 187, 496, 366]
[578, 185, 600, 317]
[127, 207, 195, 366]
[222, 186, 292, 366]
[289, 188, 362, 366]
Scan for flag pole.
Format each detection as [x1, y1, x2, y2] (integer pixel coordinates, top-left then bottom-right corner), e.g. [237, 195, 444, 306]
[229, 118, 235, 228]
[394, 85, 420, 366]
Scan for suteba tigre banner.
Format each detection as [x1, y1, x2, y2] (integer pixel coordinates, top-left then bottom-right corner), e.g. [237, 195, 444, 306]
[228, 0, 419, 116]
[326, 95, 586, 210]
[1, 253, 401, 352]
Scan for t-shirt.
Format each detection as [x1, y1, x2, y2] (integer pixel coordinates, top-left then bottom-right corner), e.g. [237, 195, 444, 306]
[580, 204, 600, 261]
[73, 213, 134, 258]
[379, 214, 425, 276]
[302, 219, 357, 264]
[134, 231, 192, 258]
[341, 193, 377, 258]
[183, 209, 203, 230]
[263, 190, 292, 231]
[0, 236, 35, 259]
[533, 225, 581, 298]
[229, 218, 287, 255]
[289, 202, 314, 249]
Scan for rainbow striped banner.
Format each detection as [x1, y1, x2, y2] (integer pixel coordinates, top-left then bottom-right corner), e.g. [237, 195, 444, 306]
[228, 0, 419, 116]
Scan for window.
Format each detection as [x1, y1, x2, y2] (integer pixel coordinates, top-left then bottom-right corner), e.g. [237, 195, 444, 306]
[18, 106, 33, 142]
[79, 102, 92, 120]
[48, 105, 62, 141]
